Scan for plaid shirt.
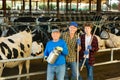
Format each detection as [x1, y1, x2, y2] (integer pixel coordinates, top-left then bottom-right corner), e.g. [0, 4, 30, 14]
[80, 34, 99, 66]
[62, 32, 77, 62]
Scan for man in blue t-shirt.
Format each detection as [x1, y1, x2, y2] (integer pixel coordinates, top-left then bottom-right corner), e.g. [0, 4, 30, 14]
[44, 26, 68, 80]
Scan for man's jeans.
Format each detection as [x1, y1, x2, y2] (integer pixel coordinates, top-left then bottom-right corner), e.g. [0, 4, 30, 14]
[79, 58, 93, 80]
[47, 64, 65, 80]
[64, 62, 82, 80]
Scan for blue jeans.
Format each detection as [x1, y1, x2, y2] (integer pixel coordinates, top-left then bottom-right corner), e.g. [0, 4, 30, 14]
[64, 62, 82, 80]
[79, 58, 93, 80]
[47, 64, 65, 80]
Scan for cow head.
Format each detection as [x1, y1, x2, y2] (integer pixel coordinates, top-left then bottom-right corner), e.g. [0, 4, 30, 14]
[32, 28, 51, 46]
[31, 41, 44, 57]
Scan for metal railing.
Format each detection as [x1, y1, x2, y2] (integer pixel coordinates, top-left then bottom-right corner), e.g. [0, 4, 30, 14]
[94, 48, 120, 66]
[0, 56, 45, 80]
[0, 48, 120, 80]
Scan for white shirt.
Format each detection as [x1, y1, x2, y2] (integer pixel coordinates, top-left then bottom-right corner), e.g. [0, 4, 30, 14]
[84, 35, 92, 58]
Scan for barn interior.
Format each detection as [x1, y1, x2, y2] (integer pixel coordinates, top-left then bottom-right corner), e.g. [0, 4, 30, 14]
[0, 0, 120, 80]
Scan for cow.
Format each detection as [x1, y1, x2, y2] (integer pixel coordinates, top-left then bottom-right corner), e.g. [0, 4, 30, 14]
[0, 24, 51, 46]
[97, 28, 120, 48]
[0, 29, 44, 80]
[32, 28, 51, 46]
[95, 35, 106, 49]
[36, 16, 60, 33]
[14, 17, 36, 22]
[31, 41, 44, 57]
[104, 32, 120, 48]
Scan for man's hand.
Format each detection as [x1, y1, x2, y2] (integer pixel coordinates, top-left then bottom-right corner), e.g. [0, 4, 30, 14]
[76, 38, 81, 45]
[56, 46, 63, 52]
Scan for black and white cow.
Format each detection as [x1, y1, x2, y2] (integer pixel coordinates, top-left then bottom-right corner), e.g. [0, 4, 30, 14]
[0, 24, 51, 46]
[100, 30, 120, 48]
[0, 29, 44, 80]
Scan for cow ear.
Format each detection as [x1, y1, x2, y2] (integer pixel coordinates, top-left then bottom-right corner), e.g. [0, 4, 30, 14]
[25, 26, 31, 33]
[36, 40, 42, 44]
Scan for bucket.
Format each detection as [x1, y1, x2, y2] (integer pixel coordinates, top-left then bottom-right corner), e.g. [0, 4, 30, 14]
[47, 46, 63, 64]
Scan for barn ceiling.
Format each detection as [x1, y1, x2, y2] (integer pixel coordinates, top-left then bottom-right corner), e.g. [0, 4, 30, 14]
[7, 0, 107, 3]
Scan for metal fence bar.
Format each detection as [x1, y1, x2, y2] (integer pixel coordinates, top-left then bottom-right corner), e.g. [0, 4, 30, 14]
[0, 56, 43, 63]
[0, 48, 118, 63]
[94, 60, 120, 66]
[111, 49, 114, 61]
[12, 21, 120, 24]
[98, 47, 120, 52]
[0, 71, 46, 80]
[105, 76, 120, 80]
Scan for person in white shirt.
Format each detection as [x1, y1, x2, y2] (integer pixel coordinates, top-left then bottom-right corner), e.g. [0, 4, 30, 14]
[79, 23, 99, 80]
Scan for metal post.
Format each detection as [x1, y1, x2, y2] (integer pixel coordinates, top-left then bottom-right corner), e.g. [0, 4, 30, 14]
[77, 33, 80, 80]
[110, 49, 114, 61]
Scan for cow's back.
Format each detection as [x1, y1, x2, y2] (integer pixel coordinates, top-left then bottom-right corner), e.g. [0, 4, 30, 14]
[0, 31, 32, 68]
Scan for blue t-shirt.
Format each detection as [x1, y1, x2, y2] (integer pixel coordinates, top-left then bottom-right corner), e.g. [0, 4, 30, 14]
[44, 39, 68, 66]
